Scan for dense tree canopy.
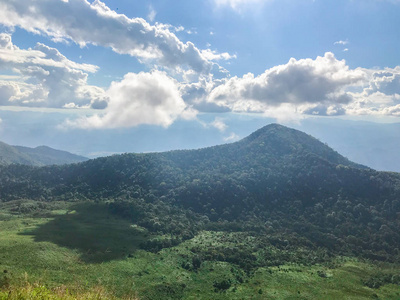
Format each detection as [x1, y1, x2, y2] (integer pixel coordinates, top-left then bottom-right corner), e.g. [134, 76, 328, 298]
[1, 124, 400, 265]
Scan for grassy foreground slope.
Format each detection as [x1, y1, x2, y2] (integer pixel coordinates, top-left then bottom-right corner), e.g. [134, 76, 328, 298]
[0, 201, 399, 299]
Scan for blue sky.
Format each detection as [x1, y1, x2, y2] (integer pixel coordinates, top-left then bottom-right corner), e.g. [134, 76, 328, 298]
[0, 0, 400, 168]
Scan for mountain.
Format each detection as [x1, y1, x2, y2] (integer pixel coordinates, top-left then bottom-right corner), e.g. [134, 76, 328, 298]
[0, 124, 399, 264]
[14, 145, 88, 166]
[0, 141, 37, 165]
[0, 141, 88, 166]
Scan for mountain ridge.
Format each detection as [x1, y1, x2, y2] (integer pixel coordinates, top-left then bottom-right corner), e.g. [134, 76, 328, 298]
[0, 141, 88, 166]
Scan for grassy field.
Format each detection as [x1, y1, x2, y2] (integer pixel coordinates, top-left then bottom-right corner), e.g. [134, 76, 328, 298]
[0, 201, 399, 299]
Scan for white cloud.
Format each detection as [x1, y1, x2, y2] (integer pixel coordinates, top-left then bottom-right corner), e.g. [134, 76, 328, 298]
[346, 92, 400, 117]
[147, 5, 157, 22]
[2, 0, 400, 130]
[335, 40, 350, 52]
[303, 66, 400, 118]
[187, 52, 400, 119]
[63, 70, 195, 129]
[0, 75, 21, 80]
[223, 132, 240, 142]
[207, 52, 366, 113]
[201, 49, 237, 61]
[180, 76, 230, 112]
[0, 33, 107, 108]
[342, 67, 400, 117]
[0, 0, 233, 74]
[0, 80, 47, 106]
[365, 68, 400, 95]
[211, 118, 228, 132]
[334, 40, 349, 45]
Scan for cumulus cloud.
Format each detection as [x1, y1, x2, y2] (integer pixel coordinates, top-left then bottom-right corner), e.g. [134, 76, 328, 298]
[200, 56, 400, 119]
[344, 67, 400, 117]
[0, 33, 107, 108]
[0, 80, 46, 106]
[63, 71, 195, 129]
[365, 68, 400, 96]
[0, 0, 233, 74]
[180, 52, 400, 119]
[179, 76, 230, 112]
[207, 52, 365, 113]
[345, 93, 400, 117]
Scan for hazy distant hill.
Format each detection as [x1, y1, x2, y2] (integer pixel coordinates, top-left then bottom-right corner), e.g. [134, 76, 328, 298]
[0, 141, 88, 166]
[0, 141, 36, 165]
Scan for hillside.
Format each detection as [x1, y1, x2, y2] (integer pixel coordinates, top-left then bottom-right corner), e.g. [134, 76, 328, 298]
[0, 123, 372, 202]
[0, 141, 88, 166]
[0, 124, 400, 299]
[1, 124, 399, 258]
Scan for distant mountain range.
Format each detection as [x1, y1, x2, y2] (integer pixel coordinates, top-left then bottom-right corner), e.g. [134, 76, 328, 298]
[0, 141, 88, 166]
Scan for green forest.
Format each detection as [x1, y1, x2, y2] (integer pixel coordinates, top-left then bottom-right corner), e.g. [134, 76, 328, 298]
[0, 124, 399, 299]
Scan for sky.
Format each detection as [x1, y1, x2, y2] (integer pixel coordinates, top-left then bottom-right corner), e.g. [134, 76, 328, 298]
[0, 0, 400, 168]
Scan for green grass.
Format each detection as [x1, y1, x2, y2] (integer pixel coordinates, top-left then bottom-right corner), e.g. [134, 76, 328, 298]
[0, 201, 399, 299]
[0, 283, 135, 300]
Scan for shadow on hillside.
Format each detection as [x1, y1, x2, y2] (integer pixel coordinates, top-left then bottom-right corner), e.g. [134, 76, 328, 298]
[20, 203, 148, 263]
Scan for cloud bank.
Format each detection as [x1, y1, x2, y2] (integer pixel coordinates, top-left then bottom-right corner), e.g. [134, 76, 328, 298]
[1, 0, 400, 130]
[186, 52, 400, 119]
[207, 53, 364, 112]
[0, 0, 232, 73]
[0, 33, 107, 108]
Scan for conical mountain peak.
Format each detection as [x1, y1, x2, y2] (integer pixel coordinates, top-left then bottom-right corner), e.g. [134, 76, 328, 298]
[238, 123, 366, 169]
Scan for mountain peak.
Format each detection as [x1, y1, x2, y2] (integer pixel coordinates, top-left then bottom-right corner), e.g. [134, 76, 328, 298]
[240, 123, 367, 169]
[244, 123, 300, 141]
[35, 145, 52, 150]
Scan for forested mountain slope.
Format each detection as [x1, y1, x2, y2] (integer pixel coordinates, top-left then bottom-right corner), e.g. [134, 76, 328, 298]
[1, 124, 400, 263]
